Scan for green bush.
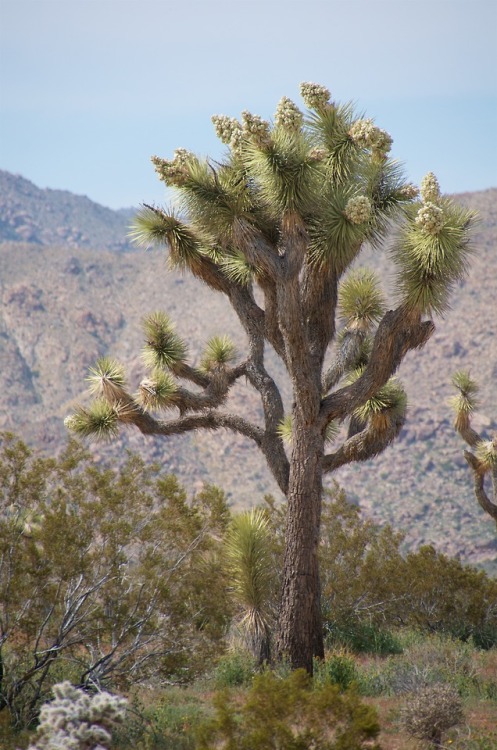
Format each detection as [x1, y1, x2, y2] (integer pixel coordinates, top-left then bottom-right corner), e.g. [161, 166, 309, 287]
[195, 669, 381, 750]
[212, 650, 258, 688]
[314, 651, 360, 691]
[113, 691, 204, 750]
[325, 620, 403, 656]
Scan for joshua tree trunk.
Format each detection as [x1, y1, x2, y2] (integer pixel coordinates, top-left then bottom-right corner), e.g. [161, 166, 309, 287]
[277, 424, 325, 670]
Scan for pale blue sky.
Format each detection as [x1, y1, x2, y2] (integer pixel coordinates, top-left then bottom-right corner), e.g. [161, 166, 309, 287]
[1, 0, 496, 209]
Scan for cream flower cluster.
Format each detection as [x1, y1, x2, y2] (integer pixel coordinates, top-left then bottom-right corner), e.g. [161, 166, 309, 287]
[300, 82, 331, 109]
[420, 172, 441, 204]
[399, 183, 420, 200]
[274, 96, 304, 131]
[415, 202, 445, 235]
[151, 148, 194, 186]
[28, 681, 127, 750]
[241, 110, 271, 144]
[211, 114, 242, 145]
[349, 119, 393, 157]
[344, 195, 372, 224]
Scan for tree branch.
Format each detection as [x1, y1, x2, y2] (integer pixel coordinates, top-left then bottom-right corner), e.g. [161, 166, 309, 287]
[463, 450, 497, 522]
[320, 306, 434, 425]
[323, 412, 405, 473]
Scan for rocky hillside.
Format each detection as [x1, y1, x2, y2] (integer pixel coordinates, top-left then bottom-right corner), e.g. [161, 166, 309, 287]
[0, 170, 134, 250]
[0, 172, 496, 572]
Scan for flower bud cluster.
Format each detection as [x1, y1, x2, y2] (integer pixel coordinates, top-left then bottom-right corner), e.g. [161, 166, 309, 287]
[274, 96, 304, 131]
[151, 149, 194, 187]
[241, 110, 271, 145]
[28, 681, 127, 750]
[212, 114, 242, 145]
[415, 202, 445, 235]
[344, 195, 372, 224]
[420, 171, 441, 204]
[300, 82, 331, 109]
[399, 183, 420, 200]
[349, 119, 393, 157]
[309, 147, 328, 162]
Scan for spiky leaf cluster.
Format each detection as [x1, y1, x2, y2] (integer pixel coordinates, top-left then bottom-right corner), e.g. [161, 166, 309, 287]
[130, 206, 205, 270]
[392, 194, 476, 315]
[277, 414, 339, 445]
[64, 400, 120, 441]
[338, 269, 386, 330]
[137, 369, 178, 411]
[353, 376, 407, 431]
[200, 335, 238, 372]
[142, 311, 187, 370]
[224, 508, 274, 642]
[449, 370, 479, 429]
[86, 357, 126, 399]
[475, 439, 497, 471]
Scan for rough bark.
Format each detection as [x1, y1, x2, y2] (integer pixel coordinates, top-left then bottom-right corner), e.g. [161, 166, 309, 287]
[276, 424, 325, 671]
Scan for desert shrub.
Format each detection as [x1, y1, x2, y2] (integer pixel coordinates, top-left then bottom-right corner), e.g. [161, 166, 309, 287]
[449, 732, 497, 749]
[212, 650, 258, 688]
[325, 620, 403, 656]
[314, 651, 360, 691]
[114, 691, 204, 750]
[0, 433, 232, 729]
[399, 683, 463, 747]
[401, 546, 497, 648]
[357, 632, 490, 698]
[195, 668, 381, 750]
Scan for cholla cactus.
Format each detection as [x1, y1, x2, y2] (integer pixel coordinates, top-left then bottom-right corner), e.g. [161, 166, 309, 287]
[400, 684, 463, 747]
[27, 681, 127, 750]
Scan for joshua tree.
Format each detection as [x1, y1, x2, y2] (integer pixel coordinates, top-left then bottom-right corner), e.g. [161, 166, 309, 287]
[67, 82, 475, 673]
[451, 371, 497, 523]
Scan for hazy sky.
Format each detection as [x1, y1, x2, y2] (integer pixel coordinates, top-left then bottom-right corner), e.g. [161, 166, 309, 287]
[1, 0, 496, 209]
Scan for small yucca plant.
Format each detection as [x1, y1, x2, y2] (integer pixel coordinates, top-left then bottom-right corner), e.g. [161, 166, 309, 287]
[224, 508, 276, 664]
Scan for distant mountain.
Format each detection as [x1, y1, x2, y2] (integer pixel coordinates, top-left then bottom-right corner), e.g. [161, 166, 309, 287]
[0, 170, 135, 250]
[0, 171, 496, 572]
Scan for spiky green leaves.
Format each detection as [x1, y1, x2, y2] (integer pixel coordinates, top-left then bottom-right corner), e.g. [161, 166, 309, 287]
[86, 357, 126, 400]
[200, 336, 237, 372]
[307, 188, 369, 272]
[137, 370, 178, 411]
[475, 439, 497, 471]
[353, 376, 407, 432]
[224, 508, 275, 647]
[450, 370, 479, 433]
[243, 128, 318, 217]
[142, 312, 187, 371]
[130, 206, 204, 270]
[277, 414, 339, 446]
[65, 400, 120, 441]
[338, 269, 386, 330]
[392, 182, 476, 315]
